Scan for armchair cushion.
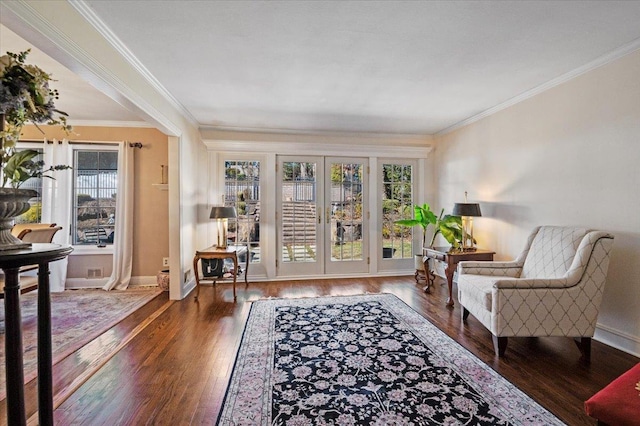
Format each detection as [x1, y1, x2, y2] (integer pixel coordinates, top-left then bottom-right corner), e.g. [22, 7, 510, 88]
[521, 226, 588, 279]
[457, 274, 518, 311]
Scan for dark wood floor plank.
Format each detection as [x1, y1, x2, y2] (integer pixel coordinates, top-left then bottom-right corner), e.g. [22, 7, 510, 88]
[2, 277, 637, 425]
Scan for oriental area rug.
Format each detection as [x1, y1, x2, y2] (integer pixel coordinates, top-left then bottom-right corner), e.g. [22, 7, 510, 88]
[218, 293, 564, 425]
[0, 287, 162, 400]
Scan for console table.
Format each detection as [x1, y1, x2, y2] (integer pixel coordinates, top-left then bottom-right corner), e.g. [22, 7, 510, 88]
[193, 245, 249, 301]
[1, 243, 73, 426]
[423, 246, 494, 307]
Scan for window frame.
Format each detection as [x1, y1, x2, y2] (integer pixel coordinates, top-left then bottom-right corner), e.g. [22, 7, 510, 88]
[71, 144, 119, 247]
[222, 158, 262, 265]
[377, 158, 419, 269]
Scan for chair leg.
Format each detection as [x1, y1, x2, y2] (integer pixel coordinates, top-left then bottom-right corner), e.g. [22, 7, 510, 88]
[575, 337, 592, 362]
[492, 335, 508, 357]
[461, 307, 470, 321]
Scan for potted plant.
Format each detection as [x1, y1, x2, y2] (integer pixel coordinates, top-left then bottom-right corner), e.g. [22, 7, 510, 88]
[0, 49, 72, 249]
[431, 209, 464, 250]
[394, 203, 437, 250]
[395, 203, 464, 269]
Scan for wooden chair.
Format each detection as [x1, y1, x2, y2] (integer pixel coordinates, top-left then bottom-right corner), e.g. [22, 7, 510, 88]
[18, 226, 63, 243]
[11, 223, 57, 240]
[0, 225, 63, 298]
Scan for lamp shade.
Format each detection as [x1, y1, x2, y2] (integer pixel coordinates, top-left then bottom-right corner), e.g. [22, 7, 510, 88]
[209, 206, 237, 219]
[452, 203, 481, 217]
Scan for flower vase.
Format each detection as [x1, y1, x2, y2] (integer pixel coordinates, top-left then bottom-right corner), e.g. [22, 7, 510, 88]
[0, 188, 38, 251]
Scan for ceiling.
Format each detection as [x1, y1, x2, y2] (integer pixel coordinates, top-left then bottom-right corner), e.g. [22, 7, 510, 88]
[3, 1, 640, 135]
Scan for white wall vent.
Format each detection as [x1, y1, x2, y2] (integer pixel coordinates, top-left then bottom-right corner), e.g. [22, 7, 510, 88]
[87, 268, 104, 279]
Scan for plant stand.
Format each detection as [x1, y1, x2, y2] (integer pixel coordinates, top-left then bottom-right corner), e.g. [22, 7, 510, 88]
[413, 254, 435, 291]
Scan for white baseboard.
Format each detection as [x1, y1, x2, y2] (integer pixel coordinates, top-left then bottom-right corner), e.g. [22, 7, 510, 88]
[594, 323, 640, 358]
[66, 277, 108, 289]
[66, 276, 159, 290]
[182, 278, 196, 299]
[129, 276, 157, 286]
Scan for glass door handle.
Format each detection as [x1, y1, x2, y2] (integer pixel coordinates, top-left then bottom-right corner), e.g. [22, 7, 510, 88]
[318, 208, 321, 224]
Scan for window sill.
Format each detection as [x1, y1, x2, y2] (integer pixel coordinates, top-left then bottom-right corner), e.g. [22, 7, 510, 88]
[70, 246, 115, 256]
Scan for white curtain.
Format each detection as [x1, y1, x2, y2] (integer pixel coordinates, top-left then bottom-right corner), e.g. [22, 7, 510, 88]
[103, 143, 134, 290]
[41, 138, 73, 292]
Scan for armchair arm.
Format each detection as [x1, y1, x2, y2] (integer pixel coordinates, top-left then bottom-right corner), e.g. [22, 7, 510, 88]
[493, 276, 577, 289]
[458, 260, 522, 277]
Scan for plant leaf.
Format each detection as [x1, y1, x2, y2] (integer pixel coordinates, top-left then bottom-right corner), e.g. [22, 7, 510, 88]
[3, 149, 39, 187]
[416, 204, 437, 225]
[394, 219, 421, 227]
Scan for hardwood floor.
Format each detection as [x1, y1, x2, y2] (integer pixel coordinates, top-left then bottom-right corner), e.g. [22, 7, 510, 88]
[6, 276, 639, 425]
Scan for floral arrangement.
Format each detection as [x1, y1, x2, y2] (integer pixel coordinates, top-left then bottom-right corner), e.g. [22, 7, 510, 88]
[0, 49, 71, 188]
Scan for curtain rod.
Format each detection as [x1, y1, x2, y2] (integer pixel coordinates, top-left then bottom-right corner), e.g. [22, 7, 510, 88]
[20, 139, 144, 147]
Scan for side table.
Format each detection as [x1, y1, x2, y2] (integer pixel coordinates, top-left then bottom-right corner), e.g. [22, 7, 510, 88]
[423, 246, 494, 307]
[0, 243, 73, 426]
[193, 245, 249, 301]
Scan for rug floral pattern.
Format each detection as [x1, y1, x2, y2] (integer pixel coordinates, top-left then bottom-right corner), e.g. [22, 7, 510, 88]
[218, 294, 565, 425]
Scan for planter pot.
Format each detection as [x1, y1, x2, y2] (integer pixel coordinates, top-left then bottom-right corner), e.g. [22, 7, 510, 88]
[156, 269, 170, 291]
[0, 188, 38, 251]
[382, 247, 397, 258]
[238, 250, 255, 263]
[414, 254, 425, 271]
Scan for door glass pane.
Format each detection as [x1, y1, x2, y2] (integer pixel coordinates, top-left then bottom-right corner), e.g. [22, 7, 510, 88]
[224, 160, 260, 263]
[281, 162, 317, 263]
[382, 163, 413, 259]
[330, 162, 363, 261]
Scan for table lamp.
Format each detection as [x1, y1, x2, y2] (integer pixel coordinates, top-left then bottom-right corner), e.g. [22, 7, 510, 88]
[210, 206, 237, 248]
[452, 192, 481, 251]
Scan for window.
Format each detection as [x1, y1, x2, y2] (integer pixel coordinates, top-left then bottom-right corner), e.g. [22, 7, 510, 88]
[224, 160, 260, 263]
[72, 149, 118, 245]
[381, 162, 414, 259]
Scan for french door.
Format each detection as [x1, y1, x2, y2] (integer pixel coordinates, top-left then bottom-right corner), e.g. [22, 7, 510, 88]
[277, 156, 368, 276]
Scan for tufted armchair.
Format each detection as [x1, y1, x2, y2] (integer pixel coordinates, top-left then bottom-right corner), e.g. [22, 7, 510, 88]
[457, 226, 614, 360]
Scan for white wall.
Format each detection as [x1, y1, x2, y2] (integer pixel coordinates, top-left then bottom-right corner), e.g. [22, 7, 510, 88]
[435, 48, 640, 356]
[178, 127, 210, 299]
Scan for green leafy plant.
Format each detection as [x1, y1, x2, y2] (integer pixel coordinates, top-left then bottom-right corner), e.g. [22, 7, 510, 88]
[395, 203, 464, 249]
[432, 210, 463, 249]
[2, 149, 69, 188]
[395, 203, 437, 248]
